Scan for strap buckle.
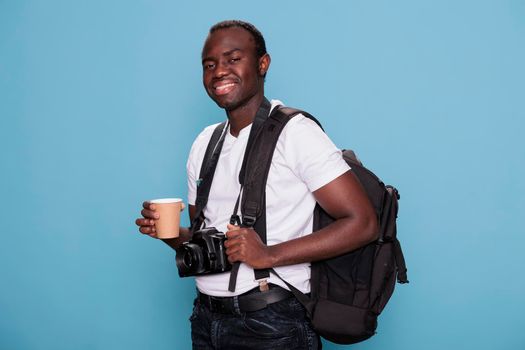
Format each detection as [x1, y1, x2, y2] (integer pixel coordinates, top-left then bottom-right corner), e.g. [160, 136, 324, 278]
[242, 215, 256, 227]
[256, 278, 270, 292]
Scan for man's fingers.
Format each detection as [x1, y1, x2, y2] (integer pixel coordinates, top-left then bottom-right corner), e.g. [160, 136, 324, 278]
[136, 202, 159, 239]
[225, 230, 245, 241]
[225, 225, 243, 239]
[224, 233, 248, 254]
[141, 208, 159, 219]
[228, 254, 239, 264]
[226, 247, 245, 263]
[135, 218, 156, 227]
[139, 226, 157, 235]
[143, 201, 156, 210]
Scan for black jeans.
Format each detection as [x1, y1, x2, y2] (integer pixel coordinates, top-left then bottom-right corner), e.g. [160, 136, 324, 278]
[190, 294, 321, 350]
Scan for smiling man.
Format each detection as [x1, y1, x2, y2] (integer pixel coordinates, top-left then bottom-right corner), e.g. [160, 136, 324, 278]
[201, 23, 270, 137]
[136, 20, 377, 349]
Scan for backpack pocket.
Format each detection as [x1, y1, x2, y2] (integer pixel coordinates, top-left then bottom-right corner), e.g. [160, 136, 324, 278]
[311, 298, 377, 344]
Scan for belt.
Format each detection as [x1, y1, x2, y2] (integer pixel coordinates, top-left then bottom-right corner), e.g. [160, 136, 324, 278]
[198, 285, 293, 314]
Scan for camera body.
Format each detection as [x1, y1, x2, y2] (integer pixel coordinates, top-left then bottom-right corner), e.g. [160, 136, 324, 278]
[175, 227, 232, 277]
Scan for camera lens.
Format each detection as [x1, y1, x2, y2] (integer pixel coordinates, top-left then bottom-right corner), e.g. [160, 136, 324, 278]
[175, 243, 204, 277]
[183, 253, 193, 267]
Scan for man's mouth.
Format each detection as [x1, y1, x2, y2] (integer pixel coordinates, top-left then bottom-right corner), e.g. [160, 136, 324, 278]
[213, 81, 237, 96]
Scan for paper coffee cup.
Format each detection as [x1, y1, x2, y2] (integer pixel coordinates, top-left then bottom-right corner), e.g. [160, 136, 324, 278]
[150, 198, 185, 239]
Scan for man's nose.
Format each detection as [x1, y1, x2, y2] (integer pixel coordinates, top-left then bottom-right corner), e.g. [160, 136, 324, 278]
[214, 61, 229, 78]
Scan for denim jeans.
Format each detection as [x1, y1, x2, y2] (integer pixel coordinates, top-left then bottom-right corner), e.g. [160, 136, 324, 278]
[190, 294, 322, 350]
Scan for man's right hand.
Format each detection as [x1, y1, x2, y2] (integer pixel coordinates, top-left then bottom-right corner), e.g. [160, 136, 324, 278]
[135, 201, 159, 238]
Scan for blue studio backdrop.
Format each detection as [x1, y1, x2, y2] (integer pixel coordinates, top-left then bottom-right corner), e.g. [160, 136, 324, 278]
[1, 1, 524, 349]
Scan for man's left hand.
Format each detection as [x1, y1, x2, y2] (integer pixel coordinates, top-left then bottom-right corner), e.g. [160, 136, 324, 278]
[224, 224, 275, 269]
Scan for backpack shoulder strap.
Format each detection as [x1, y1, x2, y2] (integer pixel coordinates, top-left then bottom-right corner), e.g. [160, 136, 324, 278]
[191, 121, 227, 232]
[276, 107, 324, 131]
[383, 186, 409, 284]
[237, 106, 321, 291]
[199, 122, 227, 180]
[236, 106, 304, 290]
[195, 98, 272, 233]
[240, 107, 323, 224]
[240, 106, 332, 311]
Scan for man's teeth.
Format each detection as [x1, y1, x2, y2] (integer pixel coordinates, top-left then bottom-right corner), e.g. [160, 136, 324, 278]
[216, 83, 235, 91]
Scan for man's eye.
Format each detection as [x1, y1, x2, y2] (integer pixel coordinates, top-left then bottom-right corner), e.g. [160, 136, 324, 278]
[229, 58, 240, 63]
[204, 63, 215, 70]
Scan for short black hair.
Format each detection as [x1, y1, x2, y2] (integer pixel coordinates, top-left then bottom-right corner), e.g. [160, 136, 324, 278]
[209, 20, 267, 59]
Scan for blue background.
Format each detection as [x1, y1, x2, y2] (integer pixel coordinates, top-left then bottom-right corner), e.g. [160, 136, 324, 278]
[1, 1, 524, 349]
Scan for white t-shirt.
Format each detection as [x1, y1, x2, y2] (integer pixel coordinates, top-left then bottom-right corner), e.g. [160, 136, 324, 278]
[186, 100, 350, 296]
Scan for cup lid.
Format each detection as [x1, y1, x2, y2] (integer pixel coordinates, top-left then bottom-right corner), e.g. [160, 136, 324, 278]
[150, 198, 182, 204]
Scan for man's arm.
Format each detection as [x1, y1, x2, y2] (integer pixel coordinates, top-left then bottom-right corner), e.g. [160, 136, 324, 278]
[224, 170, 378, 268]
[135, 202, 196, 251]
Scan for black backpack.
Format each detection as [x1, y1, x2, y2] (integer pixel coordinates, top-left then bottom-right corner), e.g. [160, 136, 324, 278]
[195, 101, 408, 345]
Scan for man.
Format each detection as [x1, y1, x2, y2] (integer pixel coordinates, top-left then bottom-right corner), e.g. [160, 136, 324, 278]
[136, 20, 378, 349]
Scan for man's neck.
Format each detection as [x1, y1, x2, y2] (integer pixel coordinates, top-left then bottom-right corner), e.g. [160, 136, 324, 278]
[226, 94, 265, 137]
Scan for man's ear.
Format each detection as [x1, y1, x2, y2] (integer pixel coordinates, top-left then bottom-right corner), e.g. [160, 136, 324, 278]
[258, 53, 271, 76]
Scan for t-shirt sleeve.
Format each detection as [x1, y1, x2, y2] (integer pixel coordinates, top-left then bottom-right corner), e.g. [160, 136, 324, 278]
[279, 115, 350, 192]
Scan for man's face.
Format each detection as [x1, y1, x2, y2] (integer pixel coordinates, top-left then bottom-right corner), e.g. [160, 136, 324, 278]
[201, 27, 268, 112]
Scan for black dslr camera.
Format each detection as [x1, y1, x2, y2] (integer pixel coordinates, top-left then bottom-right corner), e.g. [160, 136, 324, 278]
[175, 227, 232, 277]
